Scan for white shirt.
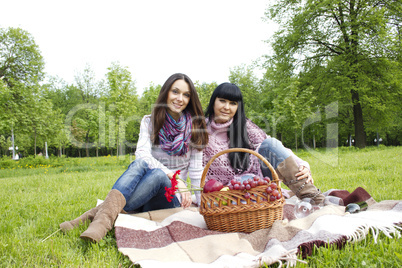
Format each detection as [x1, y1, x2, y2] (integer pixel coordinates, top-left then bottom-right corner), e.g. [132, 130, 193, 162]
[135, 115, 203, 197]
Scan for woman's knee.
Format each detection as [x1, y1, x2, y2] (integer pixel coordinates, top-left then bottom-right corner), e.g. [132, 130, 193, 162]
[148, 169, 170, 186]
[128, 158, 149, 170]
[258, 137, 291, 169]
[113, 159, 149, 190]
[259, 137, 283, 152]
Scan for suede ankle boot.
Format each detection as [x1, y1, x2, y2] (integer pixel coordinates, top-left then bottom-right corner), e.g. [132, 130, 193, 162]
[276, 156, 325, 205]
[80, 189, 126, 243]
[60, 206, 100, 232]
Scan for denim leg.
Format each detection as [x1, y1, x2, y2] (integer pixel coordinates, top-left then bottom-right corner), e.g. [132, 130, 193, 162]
[112, 158, 150, 200]
[124, 168, 180, 212]
[141, 191, 180, 212]
[258, 137, 292, 178]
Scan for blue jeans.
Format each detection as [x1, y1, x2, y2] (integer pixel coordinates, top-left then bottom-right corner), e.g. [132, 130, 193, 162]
[258, 137, 291, 178]
[112, 159, 180, 212]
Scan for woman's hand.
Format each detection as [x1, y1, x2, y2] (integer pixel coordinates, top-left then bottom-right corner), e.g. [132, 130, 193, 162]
[295, 165, 314, 184]
[177, 179, 192, 209]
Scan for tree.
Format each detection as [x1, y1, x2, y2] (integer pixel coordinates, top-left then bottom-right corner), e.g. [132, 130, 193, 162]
[0, 27, 46, 154]
[0, 78, 12, 156]
[229, 64, 275, 136]
[229, 64, 261, 117]
[74, 64, 101, 157]
[0, 27, 45, 87]
[31, 99, 63, 156]
[0, 78, 12, 132]
[104, 62, 138, 156]
[266, 0, 402, 148]
[195, 81, 217, 110]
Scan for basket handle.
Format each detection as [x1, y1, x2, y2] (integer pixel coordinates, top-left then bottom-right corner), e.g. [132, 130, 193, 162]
[200, 148, 279, 187]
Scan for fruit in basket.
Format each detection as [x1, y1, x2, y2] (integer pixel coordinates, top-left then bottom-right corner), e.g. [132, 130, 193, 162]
[203, 179, 224, 193]
[221, 186, 229, 192]
[266, 182, 282, 201]
[265, 186, 273, 194]
[226, 174, 283, 202]
[216, 187, 229, 205]
[230, 174, 268, 190]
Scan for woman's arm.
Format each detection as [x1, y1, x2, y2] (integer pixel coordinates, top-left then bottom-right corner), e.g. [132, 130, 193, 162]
[135, 116, 171, 174]
[246, 120, 269, 150]
[287, 148, 313, 183]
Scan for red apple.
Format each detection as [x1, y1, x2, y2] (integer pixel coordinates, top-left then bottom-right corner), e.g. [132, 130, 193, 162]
[203, 179, 224, 193]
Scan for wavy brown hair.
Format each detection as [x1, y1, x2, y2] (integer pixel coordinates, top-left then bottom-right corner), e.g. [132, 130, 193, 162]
[151, 73, 208, 150]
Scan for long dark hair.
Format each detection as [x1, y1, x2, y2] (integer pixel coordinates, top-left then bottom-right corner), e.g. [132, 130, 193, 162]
[205, 82, 250, 173]
[151, 73, 208, 150]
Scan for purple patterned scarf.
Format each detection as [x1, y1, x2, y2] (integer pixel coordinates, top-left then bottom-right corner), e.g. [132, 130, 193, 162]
[159, 111, 192, 156]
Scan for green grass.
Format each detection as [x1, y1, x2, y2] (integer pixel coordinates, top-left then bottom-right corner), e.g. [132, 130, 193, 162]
[0, 156, 133, 267]
[0, 147, 401, 267]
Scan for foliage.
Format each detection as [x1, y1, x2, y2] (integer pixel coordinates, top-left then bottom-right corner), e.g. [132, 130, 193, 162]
[0, 27, 44, 86]
[137, 82, 160, 115]
[0, 78, 12, 134]
[0, 27, 65, 157]
[195, 81, 218, 111]
[104, 62, 139, 156]
[2, 18, 401, 157]
[264, 0, 402, 148]
[0, 154, 131, 178]
[229, 64, 261, 116]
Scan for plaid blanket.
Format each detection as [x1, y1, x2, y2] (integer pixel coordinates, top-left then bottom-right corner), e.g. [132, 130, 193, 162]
[114, 188, 402, 267]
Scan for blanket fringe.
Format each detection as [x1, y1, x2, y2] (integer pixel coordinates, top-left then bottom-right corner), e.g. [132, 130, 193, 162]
[347, 224, 402, 244]
[252, 249, 307, 268]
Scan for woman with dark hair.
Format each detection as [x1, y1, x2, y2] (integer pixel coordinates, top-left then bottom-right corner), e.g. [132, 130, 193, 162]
[203, 82, 325, 205]
[60, 73, 208, 242]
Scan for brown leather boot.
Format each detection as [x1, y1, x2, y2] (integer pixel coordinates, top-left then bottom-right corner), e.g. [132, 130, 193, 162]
[276, 156, 325, 205]
[60, 206, 100, 232]
[80, 189, 126, 242]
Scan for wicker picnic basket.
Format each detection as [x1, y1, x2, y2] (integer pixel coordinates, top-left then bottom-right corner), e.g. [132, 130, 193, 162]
[199, 148, 284, 233]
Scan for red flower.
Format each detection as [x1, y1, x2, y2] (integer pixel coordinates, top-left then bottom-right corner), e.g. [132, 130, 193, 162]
[165, 170, 180, 202]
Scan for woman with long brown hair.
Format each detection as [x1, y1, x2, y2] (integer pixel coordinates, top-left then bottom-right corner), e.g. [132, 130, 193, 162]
[60, 73, 208, 242]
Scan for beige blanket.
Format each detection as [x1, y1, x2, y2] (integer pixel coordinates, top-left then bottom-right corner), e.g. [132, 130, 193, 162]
[114, 189, 402, 267]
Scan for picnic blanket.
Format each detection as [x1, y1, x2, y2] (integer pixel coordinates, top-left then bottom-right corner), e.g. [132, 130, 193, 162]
[113, 188, 402, 267]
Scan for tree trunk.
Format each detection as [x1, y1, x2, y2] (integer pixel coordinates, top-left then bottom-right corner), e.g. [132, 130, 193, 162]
[85, 132, 90, 157]
[34, 128, 37, 157]
[347, 3, 366, 149]
[313, 134, 316, 149]
[351, 89, 366, 148]
[116, 134, 119, 157]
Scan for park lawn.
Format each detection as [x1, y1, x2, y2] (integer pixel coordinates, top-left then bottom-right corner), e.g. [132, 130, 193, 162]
[0, 147, 401, 267]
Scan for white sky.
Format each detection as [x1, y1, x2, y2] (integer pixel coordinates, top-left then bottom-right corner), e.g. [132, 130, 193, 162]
[0, 0, 277, 95]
